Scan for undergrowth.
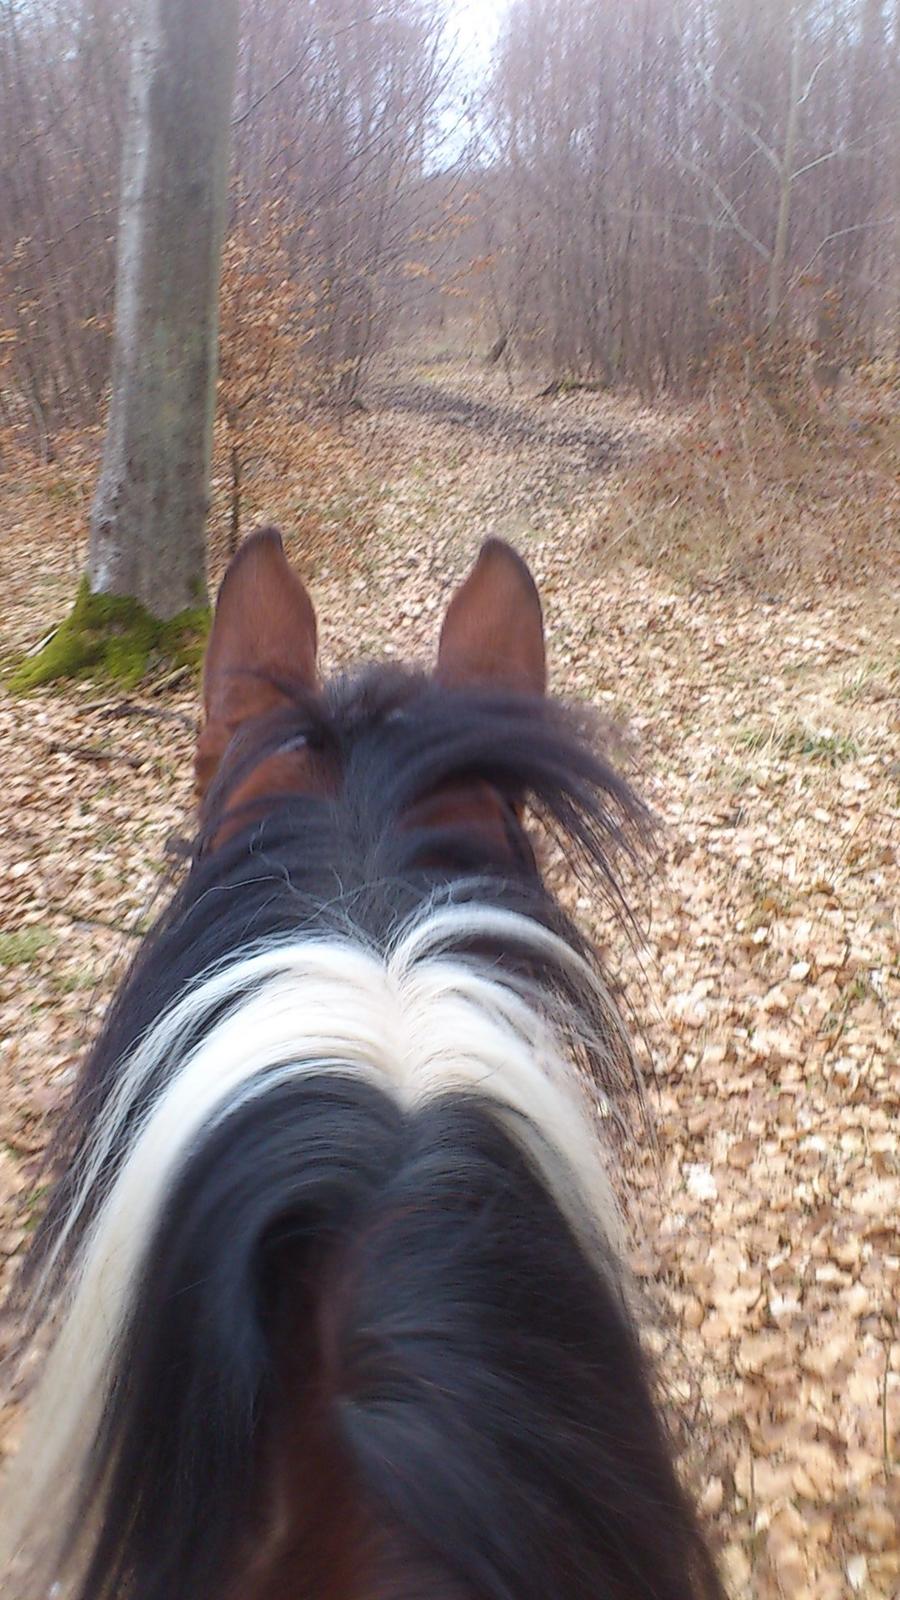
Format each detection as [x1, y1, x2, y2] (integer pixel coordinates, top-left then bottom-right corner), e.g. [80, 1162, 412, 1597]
[593, 341, 899, 589]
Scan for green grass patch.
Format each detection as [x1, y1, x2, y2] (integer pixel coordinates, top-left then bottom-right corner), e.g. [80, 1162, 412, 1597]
[53, 968, 97, 995]
[8, 577, 209, 692]
[735, 721, 858, 765]
[734, 726, 768, 754]
[837, 654, 899, 704]
[0, 927, 54, 967]
[23, 1183, 50, 1231]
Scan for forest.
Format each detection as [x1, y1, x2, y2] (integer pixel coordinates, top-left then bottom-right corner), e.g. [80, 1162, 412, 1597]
[1, 0, 896, 612]
[1, 0, 898, 417]
[0, 4, 897, 1599]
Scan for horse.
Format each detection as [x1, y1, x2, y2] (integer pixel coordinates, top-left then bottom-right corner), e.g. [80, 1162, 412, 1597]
[1, 532, 723, 1600]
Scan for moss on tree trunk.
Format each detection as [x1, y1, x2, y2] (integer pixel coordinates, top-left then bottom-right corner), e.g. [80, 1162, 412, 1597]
[9, 579, 208, 693]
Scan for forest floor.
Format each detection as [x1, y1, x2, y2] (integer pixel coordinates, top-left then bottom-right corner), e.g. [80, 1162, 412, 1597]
[0, 355, 897, 1599]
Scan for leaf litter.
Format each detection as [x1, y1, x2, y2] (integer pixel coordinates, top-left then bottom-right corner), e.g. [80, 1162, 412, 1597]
[0, 360, 897, 1597]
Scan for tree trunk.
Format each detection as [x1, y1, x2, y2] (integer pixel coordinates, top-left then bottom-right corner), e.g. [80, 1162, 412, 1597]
[88, 0, 239, 619]
[766, 12, 801, 333]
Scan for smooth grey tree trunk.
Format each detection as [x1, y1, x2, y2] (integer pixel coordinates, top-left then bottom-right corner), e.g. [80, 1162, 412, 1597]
[88, 0, 239, 619]
[766, 13, 802, 333]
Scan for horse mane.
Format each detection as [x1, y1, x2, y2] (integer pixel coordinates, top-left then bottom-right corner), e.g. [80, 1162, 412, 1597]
[22, 668, 650, 1310]
[2, 541, 723, 1600]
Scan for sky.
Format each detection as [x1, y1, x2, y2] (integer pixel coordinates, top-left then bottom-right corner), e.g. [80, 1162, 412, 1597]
[447, 0, 502, 77]
[428, 0, 502, 165]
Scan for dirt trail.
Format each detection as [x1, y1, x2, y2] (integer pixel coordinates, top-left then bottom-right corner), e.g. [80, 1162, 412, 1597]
[1, 361, 898, 1598]
[366, 372, 630, 467]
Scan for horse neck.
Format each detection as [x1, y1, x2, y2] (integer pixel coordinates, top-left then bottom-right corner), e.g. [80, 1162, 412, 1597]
[228, 1272, 473, 1600]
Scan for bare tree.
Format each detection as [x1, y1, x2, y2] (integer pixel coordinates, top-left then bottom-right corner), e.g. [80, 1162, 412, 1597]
[87, 0, 239, 616]
[0, 1, 450, 437]
[1, 0, 895, 440]
[0, 0, 129, 435]
[234, 0, 451, 404]
[482, 0, 898, 390]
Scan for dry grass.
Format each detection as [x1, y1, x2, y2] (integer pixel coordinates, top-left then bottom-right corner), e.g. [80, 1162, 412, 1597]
[591, 359, 900, 589]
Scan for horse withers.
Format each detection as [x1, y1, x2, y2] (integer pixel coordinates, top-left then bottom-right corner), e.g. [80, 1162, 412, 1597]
[1, 533, 723, 1600]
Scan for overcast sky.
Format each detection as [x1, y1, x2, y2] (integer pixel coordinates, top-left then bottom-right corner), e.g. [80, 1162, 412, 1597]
[447, 0, 501, 76]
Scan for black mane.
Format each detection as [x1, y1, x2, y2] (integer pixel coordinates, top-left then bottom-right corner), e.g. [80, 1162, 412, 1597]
[25, 666, 650, 1305]
[6, 661, 727, 1600]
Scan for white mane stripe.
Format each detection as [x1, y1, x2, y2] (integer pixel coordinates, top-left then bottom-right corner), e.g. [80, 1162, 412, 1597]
[2, 903, 624, 1588]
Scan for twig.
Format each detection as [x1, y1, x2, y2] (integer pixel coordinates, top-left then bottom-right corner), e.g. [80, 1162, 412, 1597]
[883, 1332, 894, 1479]
[37, 738, 144, 771]
[90, 699, 195, 731]
[72, 915, 145, 939]
[24, 628, 58, 658]
[146, 665, 193, 696]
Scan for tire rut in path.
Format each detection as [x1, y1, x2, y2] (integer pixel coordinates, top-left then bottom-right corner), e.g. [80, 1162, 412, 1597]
[367, 378, 627, 471]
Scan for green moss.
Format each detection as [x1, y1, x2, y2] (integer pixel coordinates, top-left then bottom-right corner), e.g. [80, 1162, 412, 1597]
[8, 578, 209, 692]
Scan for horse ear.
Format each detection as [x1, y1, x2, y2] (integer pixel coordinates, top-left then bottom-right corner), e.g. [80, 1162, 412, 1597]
[436, 539, 546, 694]
[195, 528, 318, 797]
